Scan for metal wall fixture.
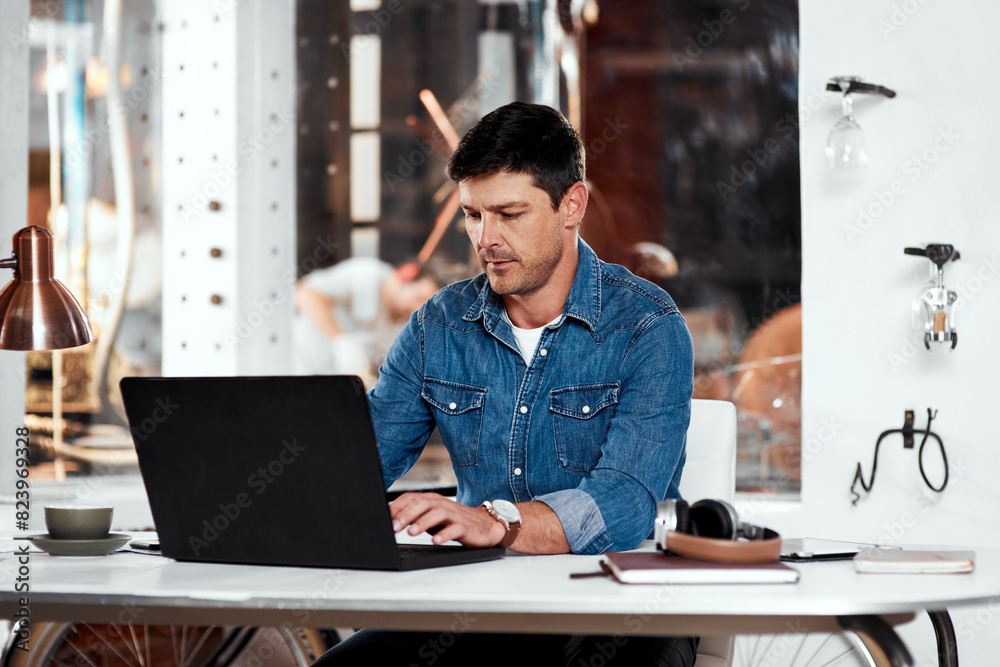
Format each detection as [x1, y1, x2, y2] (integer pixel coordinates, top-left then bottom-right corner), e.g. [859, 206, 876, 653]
[825, 76, 896, 170]
[905, 243, 960, 350]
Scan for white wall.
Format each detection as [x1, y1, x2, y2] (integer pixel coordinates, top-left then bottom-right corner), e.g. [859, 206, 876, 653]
[743, 0, 1000, 663]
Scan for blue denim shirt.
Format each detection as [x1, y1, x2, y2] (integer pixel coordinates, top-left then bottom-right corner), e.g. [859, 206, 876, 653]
[368, 239, 694, 554]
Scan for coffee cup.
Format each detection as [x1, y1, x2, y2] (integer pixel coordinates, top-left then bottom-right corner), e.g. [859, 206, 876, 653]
[44, 506, 114, 541]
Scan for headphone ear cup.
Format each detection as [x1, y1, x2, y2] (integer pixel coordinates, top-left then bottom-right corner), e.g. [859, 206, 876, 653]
[688, 499, 738, 539]
[673, 499, 691, 535]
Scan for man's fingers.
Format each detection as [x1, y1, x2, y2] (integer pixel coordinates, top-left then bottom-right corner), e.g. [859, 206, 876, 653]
[430, 523, 468, 545]
[387, 492, 497, 547]
[389, 492, 444, 532]
[406, 507, 451, 536]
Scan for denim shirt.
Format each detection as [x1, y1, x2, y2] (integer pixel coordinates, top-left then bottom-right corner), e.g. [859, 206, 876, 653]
[368, 239, 694, 554]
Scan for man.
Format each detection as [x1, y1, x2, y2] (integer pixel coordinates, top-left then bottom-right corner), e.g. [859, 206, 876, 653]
[318, 102, 696, 666]
[293, 258, 440, 382]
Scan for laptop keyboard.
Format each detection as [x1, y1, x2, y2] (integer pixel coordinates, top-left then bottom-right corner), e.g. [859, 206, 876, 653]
[397, 544, 471, 560]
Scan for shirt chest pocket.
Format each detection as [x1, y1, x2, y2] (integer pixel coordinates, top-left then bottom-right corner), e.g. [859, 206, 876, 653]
[422, 378, 486, 468]
[550, 383, 619, 473]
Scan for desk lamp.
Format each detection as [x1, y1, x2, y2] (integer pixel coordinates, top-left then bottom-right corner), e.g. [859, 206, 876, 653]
[0, 226, 93, 351]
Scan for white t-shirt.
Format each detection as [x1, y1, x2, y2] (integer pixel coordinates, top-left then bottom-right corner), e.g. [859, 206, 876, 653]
[503, 308, 561, 366]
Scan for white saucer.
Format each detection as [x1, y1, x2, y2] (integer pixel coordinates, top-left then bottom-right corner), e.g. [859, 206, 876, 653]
[27, 533, 131, 557]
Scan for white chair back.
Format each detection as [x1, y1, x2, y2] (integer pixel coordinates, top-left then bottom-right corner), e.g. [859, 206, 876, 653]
[679, 399, 736, 504]
[678, 398, 738, 667]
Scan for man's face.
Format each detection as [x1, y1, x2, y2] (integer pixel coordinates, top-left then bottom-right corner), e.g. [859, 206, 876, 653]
[460, 171, 571, 297]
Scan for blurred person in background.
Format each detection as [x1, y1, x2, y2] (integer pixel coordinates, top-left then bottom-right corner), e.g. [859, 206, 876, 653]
[293, 258, 443, 382]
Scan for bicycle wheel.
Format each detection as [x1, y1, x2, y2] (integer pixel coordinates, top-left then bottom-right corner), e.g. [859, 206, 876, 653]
[734, 630, 893, 667]
[2, 622, 328, 667]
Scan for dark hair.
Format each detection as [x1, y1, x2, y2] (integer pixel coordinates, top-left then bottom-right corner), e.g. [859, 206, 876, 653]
[447, 101, 586, 211]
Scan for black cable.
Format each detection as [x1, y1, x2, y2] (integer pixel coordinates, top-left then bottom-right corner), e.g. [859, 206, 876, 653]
[918, 410, 949, 492]
[850, 432, 886, 506]
[850, 408, 948, 505]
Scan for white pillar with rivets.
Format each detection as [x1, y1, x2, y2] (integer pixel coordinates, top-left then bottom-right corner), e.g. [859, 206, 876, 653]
[0, 0, 30, 503]
[161, 0, 296, 376]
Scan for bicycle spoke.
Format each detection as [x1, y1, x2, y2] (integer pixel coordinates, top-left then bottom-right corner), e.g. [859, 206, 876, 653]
[60, 637, 99, 667]
[80, 623, 137, 667]
[789, 632, 813, 667]
[106, 624, 137, 666]
[182, 627, 218, 667]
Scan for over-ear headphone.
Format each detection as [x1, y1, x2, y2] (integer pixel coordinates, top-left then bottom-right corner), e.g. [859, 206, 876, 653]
[654, 498, 782, 564]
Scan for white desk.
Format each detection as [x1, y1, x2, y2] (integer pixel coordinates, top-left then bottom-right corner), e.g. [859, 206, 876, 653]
[0, 539, 994, 665]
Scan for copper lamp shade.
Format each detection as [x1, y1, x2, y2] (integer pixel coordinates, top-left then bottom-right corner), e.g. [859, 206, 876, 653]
[0, 226, 93, 351]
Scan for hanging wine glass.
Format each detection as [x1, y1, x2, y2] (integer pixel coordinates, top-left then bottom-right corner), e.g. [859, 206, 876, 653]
[825, 93, 869, 170]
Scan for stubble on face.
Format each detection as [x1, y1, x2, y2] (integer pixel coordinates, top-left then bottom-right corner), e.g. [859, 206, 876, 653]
[480, 223, 564, 297]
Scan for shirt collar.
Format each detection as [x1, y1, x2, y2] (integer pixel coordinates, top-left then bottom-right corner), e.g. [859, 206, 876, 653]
[463, 237, 602, 332]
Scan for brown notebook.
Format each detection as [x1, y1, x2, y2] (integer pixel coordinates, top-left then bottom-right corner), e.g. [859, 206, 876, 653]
[602, 551, 800, 584]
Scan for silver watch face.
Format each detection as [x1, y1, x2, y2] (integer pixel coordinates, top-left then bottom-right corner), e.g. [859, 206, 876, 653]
[491, 499, 521, 523]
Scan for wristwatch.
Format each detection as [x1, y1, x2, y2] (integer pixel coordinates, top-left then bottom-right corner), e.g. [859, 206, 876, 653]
[480, 499, 521, 549]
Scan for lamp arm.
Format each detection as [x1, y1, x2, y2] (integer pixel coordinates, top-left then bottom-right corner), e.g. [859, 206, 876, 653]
[0, 254, 17, 271]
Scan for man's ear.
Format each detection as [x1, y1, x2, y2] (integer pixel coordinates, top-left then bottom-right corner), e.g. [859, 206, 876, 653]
[561, 181, 589, 227]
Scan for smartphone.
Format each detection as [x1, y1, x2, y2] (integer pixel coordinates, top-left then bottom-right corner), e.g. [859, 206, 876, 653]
[129, 539, 161, 551]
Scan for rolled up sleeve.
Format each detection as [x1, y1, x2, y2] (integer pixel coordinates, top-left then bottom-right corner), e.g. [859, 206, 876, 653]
[367, 312, 435, 487]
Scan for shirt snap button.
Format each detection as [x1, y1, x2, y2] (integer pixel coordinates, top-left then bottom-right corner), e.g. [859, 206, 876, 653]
[449, 402, 457, 410]
[582, 405, 591, 414]
[514, 468, 522, 476]
[539, 349, 548, 356]
[519, 405, 528, 414]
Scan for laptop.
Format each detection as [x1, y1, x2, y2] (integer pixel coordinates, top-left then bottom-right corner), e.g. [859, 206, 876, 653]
[119, 375, 504, 570]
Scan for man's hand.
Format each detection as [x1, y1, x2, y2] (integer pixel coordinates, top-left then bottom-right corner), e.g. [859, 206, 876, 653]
[389, 492, 505, 548]
[389, 493, 572, 554]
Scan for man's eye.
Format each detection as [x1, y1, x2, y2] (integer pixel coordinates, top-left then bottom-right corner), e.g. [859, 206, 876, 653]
[502, 212, 521, 220]
[465, 212, 481, 221]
